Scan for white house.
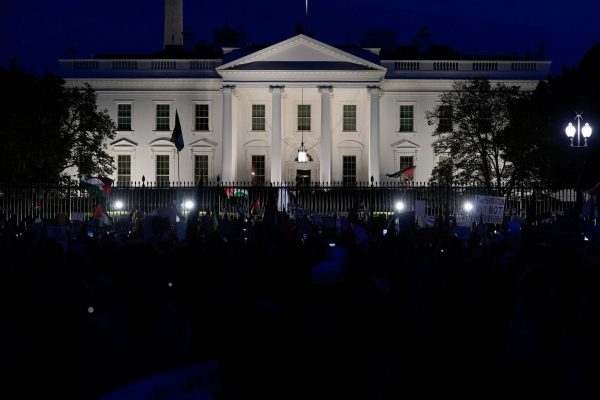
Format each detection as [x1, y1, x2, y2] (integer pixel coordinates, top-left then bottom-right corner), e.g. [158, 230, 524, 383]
[60, 0, 550, 185]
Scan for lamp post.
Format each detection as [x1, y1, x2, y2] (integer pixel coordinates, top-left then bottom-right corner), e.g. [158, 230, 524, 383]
[565, 113, 592, 213]
[565, 113, 592, 148]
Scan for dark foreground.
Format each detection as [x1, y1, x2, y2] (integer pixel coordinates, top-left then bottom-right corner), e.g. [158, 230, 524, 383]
[1, 212, 600, 399]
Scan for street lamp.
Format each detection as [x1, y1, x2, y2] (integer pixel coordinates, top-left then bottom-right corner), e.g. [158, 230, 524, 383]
[565, 113, 592, 147]
[565, 113, 592, 214]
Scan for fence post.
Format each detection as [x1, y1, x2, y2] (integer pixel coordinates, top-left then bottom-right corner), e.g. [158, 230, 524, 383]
[67, 183, 72, 222]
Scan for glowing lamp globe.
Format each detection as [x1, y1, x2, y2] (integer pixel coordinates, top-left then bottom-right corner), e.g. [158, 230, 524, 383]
[297, 149, 308, 163]
[565, 123, 576, 138]
[582, 123, 592, 138]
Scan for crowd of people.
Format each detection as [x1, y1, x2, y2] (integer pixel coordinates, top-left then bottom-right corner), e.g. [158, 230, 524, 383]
[1, 198, 600, 399]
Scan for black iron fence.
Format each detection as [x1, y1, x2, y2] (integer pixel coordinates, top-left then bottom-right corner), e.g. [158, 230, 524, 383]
[0, 181, 579, 224]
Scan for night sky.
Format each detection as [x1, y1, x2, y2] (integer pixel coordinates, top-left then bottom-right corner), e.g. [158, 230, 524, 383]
[1, 0, 598, 75]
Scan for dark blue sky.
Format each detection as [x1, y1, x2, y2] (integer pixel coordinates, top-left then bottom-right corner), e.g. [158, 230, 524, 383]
[1, 0, 598, 75]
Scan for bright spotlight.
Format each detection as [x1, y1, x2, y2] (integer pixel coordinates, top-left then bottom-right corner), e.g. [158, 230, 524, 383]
[395, 201, 405, 212]
[114, 200, 124, 210]
[184, 200, 195, 210]
[463, 201, 473, 212]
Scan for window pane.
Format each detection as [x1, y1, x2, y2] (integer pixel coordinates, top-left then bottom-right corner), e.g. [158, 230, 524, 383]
[252, 104, 265, 131]
[399, 105, 414, 132]
[117, 104, 131, 130]
[342, 155, 356, 185]
[438, 105, 452, 132]
[298, 105, 311, 131]
[117, 154, 131, 185]
[156, 154, 170, 185]
[195, 104, 209, 131]
[399, 155, 414, 171]
[343, 104, 356, 131]
[194, 154, 209, 184]
[251, 155, 265, 185]
[156, 104, 170, 131]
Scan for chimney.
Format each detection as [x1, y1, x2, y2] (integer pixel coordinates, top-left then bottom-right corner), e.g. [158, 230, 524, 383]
[164, 0, 183, 48]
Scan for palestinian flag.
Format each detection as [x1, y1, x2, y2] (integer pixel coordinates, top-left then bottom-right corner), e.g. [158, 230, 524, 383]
[224, 187, 249, 199]
[251, 196, 261, 214]
[386, 165, 416, 181]
[92, 203, 111, 226]
[80, 176, 113, 197]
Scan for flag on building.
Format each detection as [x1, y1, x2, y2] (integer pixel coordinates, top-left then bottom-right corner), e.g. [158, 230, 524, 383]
[80, 176, 113, 197]
[386, 165, 416, 181]
[170, 110, 184, 151]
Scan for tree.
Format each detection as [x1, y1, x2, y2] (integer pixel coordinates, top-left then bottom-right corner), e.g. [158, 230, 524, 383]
[426, 78, 531, 191]
[0, 66, 115, 183]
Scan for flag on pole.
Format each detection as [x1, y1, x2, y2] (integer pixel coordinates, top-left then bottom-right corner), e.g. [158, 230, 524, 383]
[80, 176, 113, 197]
[386, 165, 416, 181]
[92, 203, 111, 226]
[170, 110, 184, 151]
[251, 196, 261, 214]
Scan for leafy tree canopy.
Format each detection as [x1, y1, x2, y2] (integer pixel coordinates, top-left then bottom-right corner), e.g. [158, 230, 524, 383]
[0, 65, 115, 183]
[426, 78, 528, 191]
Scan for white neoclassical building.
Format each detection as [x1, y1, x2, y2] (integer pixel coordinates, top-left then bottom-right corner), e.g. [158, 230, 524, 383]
[60, 0, 550, 185]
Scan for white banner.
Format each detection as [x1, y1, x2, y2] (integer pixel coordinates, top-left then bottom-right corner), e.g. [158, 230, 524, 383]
[474, 195, 506, 224]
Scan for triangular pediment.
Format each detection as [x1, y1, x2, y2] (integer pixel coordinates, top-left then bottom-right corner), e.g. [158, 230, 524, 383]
[218, 34, 385, 72]
[391, 139, 420, 149]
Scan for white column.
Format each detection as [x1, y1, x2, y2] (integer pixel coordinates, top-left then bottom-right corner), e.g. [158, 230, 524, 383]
[221, 85, 235, 182]
[368, 86, 382, 183]
[269, 85, 284, 183]
[319, 86, 333, 183]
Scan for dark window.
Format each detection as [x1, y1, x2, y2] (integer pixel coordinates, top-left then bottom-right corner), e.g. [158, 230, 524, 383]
[156, 104, 170, 131]
[343, 104, 357, 131]
[195, 104, 209, 131]
[252, 104, 266, 131]
[194, 155, 209, 184]
[342, 155, 357, 185]
[298, 104, 311, 131]
[399, 105, 414, 132]
[251, 155, 265, 185]
[399, 155, 414, 171]
[438, 105, 452, 132]
[117, 154, 131, 185]
[117, 104, 132, 130]
[156, 155, 170, 185]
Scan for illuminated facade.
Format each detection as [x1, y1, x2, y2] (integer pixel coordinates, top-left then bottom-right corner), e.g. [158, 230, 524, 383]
[60, 2, 550, 185]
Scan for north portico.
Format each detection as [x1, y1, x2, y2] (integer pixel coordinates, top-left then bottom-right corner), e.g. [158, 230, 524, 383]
[58, 0, 550, 186]
[216, 34, 386, 184]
